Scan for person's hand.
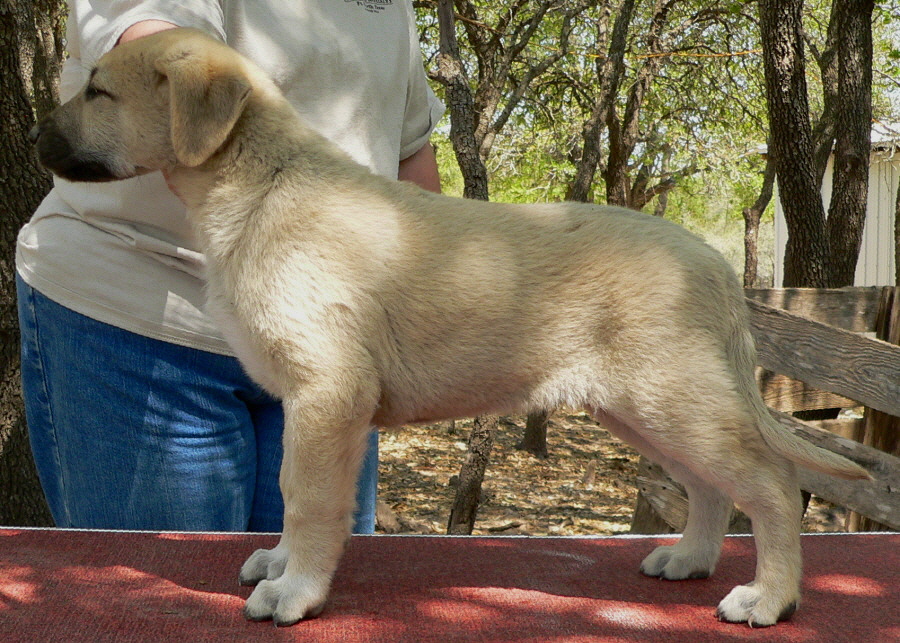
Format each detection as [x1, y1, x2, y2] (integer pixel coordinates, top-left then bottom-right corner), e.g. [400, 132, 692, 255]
[161, 169, 186, 204]
[119, 22, 183, 203]
[117, 20, 178, 45]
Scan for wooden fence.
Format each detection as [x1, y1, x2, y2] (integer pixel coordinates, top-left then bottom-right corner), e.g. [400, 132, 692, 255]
[633, 287, 900, 533]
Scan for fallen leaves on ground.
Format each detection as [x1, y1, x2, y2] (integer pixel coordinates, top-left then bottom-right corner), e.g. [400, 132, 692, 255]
[377, 412, 848, 536]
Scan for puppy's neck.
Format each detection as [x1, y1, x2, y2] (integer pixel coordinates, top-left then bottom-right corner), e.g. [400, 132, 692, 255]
[168, 87, 376, 216]
[164, 87, 290, 204]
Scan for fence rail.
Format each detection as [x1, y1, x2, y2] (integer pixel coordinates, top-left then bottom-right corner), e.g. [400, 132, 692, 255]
[634, 287, 900, 532]
[746, 291, 900, 417]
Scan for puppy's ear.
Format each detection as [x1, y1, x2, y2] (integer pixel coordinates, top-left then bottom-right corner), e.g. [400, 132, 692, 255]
[157, 52, 252, 167]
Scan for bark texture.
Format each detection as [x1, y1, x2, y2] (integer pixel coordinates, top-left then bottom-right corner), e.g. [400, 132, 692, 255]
[760, 0, 829, 288]
[825, 0, 874, 287]
[0, 0, 64, 526]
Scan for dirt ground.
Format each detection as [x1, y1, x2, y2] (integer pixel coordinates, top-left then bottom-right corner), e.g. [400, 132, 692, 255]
[376, 412, 848, 536]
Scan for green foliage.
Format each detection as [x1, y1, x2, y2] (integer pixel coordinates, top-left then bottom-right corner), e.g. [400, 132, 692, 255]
[418, 1, 898, 235]
[432, 133, 465, 198]
[667, 156, 771, 228]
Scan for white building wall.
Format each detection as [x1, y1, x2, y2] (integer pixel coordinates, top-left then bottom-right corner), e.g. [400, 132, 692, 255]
[774, 145, 899, 287]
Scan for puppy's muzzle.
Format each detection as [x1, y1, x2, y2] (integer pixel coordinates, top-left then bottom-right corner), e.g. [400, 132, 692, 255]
[30, 118, 121, 182]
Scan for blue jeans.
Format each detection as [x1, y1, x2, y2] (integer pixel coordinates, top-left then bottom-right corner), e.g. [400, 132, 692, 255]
[17, 276, 378, 533]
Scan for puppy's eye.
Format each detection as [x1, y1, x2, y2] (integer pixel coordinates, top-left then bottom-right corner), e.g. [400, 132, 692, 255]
[85, 84, 113, 101]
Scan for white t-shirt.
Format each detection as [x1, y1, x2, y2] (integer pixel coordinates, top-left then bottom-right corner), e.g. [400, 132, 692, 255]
[17, 0, 444, 354]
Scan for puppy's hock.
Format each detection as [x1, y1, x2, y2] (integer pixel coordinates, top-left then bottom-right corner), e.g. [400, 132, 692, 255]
[31, 28, 869, 628]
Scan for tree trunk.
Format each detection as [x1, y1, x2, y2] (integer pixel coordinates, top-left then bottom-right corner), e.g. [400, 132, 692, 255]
[553, 1, 637, 456]
[759, 0, 830, 288]
[434, 0, 489, 201]
[566, 0, 634, 203]
[629, 459, 678, 534]
[810, 0, 841, 188]
[447, 414, 497, 534]
[517, 409, 549, 459]
[433, 2, 591, 475]
[602, 0, 670, 209]
[742, 149, 776, 288]
[0, 0, 65, 526]
[434, 0, 497, 534]
[653, 189, 669, 218]
[825, 0, 874, 287]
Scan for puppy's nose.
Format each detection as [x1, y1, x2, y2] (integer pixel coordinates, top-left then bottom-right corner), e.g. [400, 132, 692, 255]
[28, 123, 42, 144]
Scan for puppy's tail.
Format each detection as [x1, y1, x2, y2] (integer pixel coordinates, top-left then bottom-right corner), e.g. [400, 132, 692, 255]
[755, 409, 871, 480]
[731, 322, 871, 481]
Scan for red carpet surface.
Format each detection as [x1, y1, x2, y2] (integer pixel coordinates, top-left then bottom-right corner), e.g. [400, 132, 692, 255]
[1, 529, 897, 642]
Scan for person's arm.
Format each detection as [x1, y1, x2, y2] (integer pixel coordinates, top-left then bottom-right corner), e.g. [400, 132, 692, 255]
[117, 19, 178, 45]
[398, 142, 441, 194]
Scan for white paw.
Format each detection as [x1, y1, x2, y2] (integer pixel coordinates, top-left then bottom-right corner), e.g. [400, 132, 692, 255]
[716, 584, 798, 627]
[243, 572, 331, 626]
[239, 545, 289, 586]
[639, 544, 716, 580]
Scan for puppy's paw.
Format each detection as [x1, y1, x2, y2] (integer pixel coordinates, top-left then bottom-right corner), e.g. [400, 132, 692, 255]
[243, 573, 330, 626]
[716, 584, 797, 627]
[239, 546, 288, 586]
[639, 544, 716, 580]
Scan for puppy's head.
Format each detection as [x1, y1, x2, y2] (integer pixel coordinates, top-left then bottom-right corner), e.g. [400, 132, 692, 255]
[31, 28, 252, 182]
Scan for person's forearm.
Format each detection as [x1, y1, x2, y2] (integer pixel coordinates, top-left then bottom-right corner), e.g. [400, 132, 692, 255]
[398, 143, 441, 193]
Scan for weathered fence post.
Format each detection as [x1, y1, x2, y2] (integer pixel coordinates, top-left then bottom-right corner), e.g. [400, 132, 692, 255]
[849, 286, 900, 531]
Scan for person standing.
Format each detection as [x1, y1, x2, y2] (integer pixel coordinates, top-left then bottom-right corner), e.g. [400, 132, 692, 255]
[16, 0, 444, 533]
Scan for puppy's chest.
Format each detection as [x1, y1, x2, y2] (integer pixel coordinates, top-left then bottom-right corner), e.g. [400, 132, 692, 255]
[204, 277, 287, 397]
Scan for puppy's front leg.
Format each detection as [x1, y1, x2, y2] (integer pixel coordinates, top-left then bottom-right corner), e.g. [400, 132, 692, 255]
[240, 389, 376, 626]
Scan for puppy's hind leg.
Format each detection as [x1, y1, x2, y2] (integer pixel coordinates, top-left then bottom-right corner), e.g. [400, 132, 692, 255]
[715, 458, 803, 627]
[599, 408, 803, 626]
[241, 378, 379, 626]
